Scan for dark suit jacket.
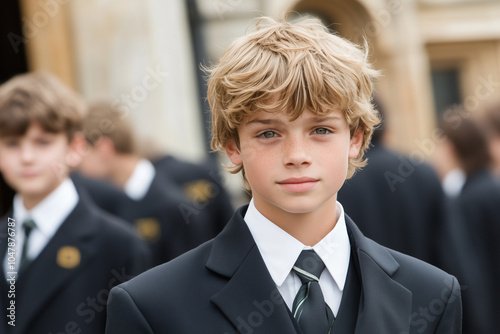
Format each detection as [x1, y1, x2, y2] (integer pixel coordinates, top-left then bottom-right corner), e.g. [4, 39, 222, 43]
[72, 172, 202, 266]
[153, 155, 234, 240]
[106, 205, 462, 334]
[0, 191, 153, 334]
[71, 172, 127, 216]
[338, 144, 447, 266]
[441, 170, 500, 334]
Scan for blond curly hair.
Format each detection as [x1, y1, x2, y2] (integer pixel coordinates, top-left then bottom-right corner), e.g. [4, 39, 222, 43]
[207, 16, 380, 187]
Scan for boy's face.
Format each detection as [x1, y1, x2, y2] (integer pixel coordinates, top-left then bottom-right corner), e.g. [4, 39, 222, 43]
[0, 123, 78, 205]
[226, 109, 363, 218]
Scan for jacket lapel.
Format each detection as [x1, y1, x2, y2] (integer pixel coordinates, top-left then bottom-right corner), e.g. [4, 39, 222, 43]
[205, 207, 413, 334]
[345, 215, 412, 334]
[207, 206, 298, 334]
[13, 198, 99, 334]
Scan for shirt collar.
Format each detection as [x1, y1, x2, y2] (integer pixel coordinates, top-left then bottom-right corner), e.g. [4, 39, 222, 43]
[244, 199, 351, 291]
[442, 168, 466, 198]
[13, 178, 79, 238]
[124, 159, 156, 200]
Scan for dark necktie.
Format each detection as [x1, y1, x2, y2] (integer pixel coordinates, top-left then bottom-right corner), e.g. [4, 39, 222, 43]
[292, 250, 335, 334]
[20, 218, 37, 271]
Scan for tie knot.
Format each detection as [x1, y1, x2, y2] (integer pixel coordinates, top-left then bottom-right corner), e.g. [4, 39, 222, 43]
[23, 218, 37, 236]
[292, 250, 325, 283]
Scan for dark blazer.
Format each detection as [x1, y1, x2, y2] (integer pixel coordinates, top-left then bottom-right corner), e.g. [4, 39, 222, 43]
[153, 155, 234, 240]
[441, 170, 500, 334]
[71, 172, 127, 216]
[106, 205, 462, 334]
[72, 172, 202, 266]
[338, 145, 447, 266]
[0, 190, 153, 334]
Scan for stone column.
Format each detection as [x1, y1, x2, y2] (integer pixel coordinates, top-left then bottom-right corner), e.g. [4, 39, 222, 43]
[69, 0, 205, 161]
[361, 0, 437, 156]
[18, 0, 76, 88]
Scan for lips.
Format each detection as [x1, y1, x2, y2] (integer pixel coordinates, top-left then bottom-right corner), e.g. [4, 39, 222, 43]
[21, 171, 39, 178]
[277, 177, 319, 192]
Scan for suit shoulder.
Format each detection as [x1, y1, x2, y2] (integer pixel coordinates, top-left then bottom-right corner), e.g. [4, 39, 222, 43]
[84, 198, 147, 245]
[388, 248, 459, 289]
[119, 240, 213, 293]
[461, 172, 500, 199]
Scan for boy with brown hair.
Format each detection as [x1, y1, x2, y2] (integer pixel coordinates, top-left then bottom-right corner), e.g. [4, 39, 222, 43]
[106, 17, 462, 334]
[0, 72, 152, 334]
[76, 100, 232, 265]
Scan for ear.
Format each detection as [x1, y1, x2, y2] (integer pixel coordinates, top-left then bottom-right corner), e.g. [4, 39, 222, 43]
[66, 132, 86, 169]
[225, 139, 242, 166]
[348, 128, 364, 159]
[97, 136, 116, 156]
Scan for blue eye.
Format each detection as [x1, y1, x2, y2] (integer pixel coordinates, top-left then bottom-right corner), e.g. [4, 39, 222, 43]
[259, 131, 277, 138]
[313, 128, 330, 135]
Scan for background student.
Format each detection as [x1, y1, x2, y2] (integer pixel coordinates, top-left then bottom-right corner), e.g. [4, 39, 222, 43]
[338, 97, 447, 266]
[0, 72, 152, 334]
[77, 100, 232, 265]
[434, 111, 500, 334]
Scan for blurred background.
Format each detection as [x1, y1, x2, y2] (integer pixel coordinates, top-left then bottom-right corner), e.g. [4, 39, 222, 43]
[2, 1, 500, 332]
[2, 0, 500, 199]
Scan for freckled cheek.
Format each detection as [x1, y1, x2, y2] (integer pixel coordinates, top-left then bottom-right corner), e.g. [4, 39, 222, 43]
[240, 143, 263, 166]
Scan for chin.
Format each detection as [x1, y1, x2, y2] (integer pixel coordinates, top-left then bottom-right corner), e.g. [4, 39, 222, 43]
[275, 201, 321, 214]
[279, 194, 337, 213]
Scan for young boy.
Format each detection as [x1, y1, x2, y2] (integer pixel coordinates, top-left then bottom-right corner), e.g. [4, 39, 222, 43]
[106, 17, 462, 334]
[76, 100, 232, 264]
[0, 72, 152, 334]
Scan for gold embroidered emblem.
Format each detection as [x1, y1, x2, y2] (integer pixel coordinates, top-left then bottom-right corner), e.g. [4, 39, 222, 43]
[135, 218, 161, 243]
[57, 246, 81, 269]
[183, 180, 215, 204]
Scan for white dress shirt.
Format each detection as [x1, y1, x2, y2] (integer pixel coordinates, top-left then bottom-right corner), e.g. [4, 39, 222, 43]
[124, 159, 156, 200]
[244, 199, 351, 316]
[4, 178, 79, 277]
[442, 168, 466, 198]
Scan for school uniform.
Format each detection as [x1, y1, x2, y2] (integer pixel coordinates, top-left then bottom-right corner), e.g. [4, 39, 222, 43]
[73, 160, 208, 266]
[153, 155, 234, 240]
[106, 202, 462, 334]
[71, 172, 128, 216]
[0, 178, 152, 334]
[441, 169, 500, 333]
[338, 144, 447, 266]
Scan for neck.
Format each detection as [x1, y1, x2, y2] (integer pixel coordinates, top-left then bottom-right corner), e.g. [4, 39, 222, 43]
[22, 179, 65, 210]
[23, 196, 45, 211]
[493, 165, 500, 178]
[109, 155, 141, 189]
[254, 197, 339, 246]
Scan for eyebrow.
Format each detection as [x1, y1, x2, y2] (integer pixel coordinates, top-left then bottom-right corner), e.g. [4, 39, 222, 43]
[309, 116, 343, 123]
[245, 118, 282, 126]
[245, 115, 343, 126]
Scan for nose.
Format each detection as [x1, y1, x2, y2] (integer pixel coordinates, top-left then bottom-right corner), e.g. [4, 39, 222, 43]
[20, 143, 35, 163]
[282, 135, 312, 167]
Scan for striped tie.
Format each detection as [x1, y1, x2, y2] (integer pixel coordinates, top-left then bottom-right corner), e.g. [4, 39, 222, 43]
[292, 250, 335, 334]
[20, 218, 37, 272]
